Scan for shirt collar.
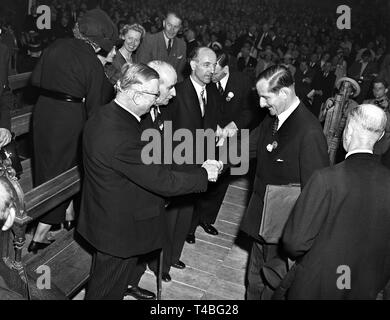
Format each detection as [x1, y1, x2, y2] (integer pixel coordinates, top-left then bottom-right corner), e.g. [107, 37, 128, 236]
[219, 72, 229, 90]
[277, 97, 300, 130]
[190, 75, 207, 99]
[163, 32, 172, 48]
[150, 105, 161, 122]
[345, 149, 373, 159]
[114, 98, 141, 122]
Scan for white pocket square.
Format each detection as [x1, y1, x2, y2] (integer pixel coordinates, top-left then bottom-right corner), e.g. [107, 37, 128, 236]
[276, 159, 284, 162]
[177, 55, 183, 59]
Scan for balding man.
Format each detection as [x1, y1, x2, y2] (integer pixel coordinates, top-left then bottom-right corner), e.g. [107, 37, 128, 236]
[281, 104, 390, 299]
[166, 47, 219, 270]
[78, 63, 220, 300]
[136, 12, 187, 82]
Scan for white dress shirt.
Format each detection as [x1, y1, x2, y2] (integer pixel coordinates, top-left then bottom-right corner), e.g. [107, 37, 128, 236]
[190, 76, 207, 116]
[277, 97, 300, 130]
[219, 73, 229, 91]
[345, 149, 373, 159]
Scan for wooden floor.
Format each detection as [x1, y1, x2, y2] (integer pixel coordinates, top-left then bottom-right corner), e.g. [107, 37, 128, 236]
[73, 175, 253, 300]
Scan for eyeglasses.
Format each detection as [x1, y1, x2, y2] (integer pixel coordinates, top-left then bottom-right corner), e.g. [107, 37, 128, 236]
[137, 90, 160, 99]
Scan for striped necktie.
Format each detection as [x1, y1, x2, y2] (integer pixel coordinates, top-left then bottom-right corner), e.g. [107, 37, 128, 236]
[200, 88, 206, 117]
[272, 117, 279, 136]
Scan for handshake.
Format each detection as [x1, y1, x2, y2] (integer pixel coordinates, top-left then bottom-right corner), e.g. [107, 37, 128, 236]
[202, 160, 223, 182]
[216, 122, 239, 147]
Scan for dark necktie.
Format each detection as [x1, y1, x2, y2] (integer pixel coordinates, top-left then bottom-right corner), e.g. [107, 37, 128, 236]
[272, 117, 279, 136]
[167, 39, 172, 56]
[217, 81, 224, 95]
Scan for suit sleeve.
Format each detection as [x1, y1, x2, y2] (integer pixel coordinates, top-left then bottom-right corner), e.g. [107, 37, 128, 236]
[282, 170, 331, 260]
[299, 127, 329, 187]
[112, 140, 208, 197]
[135, 34, 153, 64]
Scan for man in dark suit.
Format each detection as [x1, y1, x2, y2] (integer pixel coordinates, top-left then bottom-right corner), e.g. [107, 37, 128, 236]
[240, 65, 329, 299]
[136, 12, 187, 82]
[254, 23, 273, 52]
[310, 61, 336, 117]
[294, 60, 315, 108]
[237, 41, 257, 73]
[189, 51, 254, 239]
[348, 49, 379, 103]
[77, 63, 220, 300]
[282, 104, 390, 299]
[126, 60, 179, 288]
[163, 47, 219, 262]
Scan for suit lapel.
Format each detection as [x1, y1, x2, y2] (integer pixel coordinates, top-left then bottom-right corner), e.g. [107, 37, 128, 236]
[158, 32, 168, 60]
[185, 79, 203, 120]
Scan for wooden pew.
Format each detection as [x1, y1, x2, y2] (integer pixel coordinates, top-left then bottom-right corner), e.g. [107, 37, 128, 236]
[0, 75, 92, 299]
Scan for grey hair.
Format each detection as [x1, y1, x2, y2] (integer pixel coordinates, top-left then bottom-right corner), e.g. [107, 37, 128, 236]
[116, 63, 159, 92]
[348, 104, 387, 136]
[147, 60, 176, 81]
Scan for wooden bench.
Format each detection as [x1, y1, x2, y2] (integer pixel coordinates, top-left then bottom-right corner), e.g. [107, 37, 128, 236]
[0, 73, 92, 299]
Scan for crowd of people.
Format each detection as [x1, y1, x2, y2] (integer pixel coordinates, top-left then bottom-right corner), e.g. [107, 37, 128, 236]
[0, 0, 389, 300]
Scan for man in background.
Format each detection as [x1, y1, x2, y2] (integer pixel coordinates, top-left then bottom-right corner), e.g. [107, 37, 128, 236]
[282, 104, 390, 299]
[137, 12, 187, 82]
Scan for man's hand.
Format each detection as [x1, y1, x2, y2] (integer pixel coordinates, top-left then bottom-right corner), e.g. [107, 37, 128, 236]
[224, 121, 238, 138]
[202, 160, 223, 182]
[216, 123, 238, 147]
[216, 125, 227, 147]
[0, 129, 12, 148]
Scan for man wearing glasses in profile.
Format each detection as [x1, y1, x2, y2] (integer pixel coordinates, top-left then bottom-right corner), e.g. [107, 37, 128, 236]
[77, 62, 221, 300]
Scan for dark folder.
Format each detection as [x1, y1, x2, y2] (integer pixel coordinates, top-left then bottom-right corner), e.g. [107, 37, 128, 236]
[259, 184, 301, 244]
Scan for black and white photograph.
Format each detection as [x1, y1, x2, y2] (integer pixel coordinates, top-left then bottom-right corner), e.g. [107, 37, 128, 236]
[0, 0, 389, 308]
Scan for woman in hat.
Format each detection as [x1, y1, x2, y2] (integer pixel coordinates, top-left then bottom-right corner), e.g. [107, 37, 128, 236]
[28, 9, 118, 253]
[105, 23, 145, 85]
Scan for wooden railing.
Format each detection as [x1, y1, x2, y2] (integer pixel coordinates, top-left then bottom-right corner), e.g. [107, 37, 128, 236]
[1, 72, 84, 299]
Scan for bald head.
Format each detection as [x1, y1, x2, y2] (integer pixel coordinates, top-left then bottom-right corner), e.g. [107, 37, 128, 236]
[147, 60, 177, 106]
[190, 47, 217, 86]
[343, 104, 387, 152]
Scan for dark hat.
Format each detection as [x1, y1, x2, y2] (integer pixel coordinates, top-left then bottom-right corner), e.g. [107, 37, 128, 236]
[77, 8, 118, 52]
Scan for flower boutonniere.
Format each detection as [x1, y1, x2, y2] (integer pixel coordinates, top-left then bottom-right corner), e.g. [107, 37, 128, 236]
[226, 92, 234, 102]
[266, 141, 278, 152]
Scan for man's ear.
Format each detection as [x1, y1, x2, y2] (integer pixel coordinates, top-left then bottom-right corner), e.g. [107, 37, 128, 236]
[385, 88, 389, 95]
[190, 60, 196, 71]
[279, 87, 290, 98]
[223, 65, 229, 74]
